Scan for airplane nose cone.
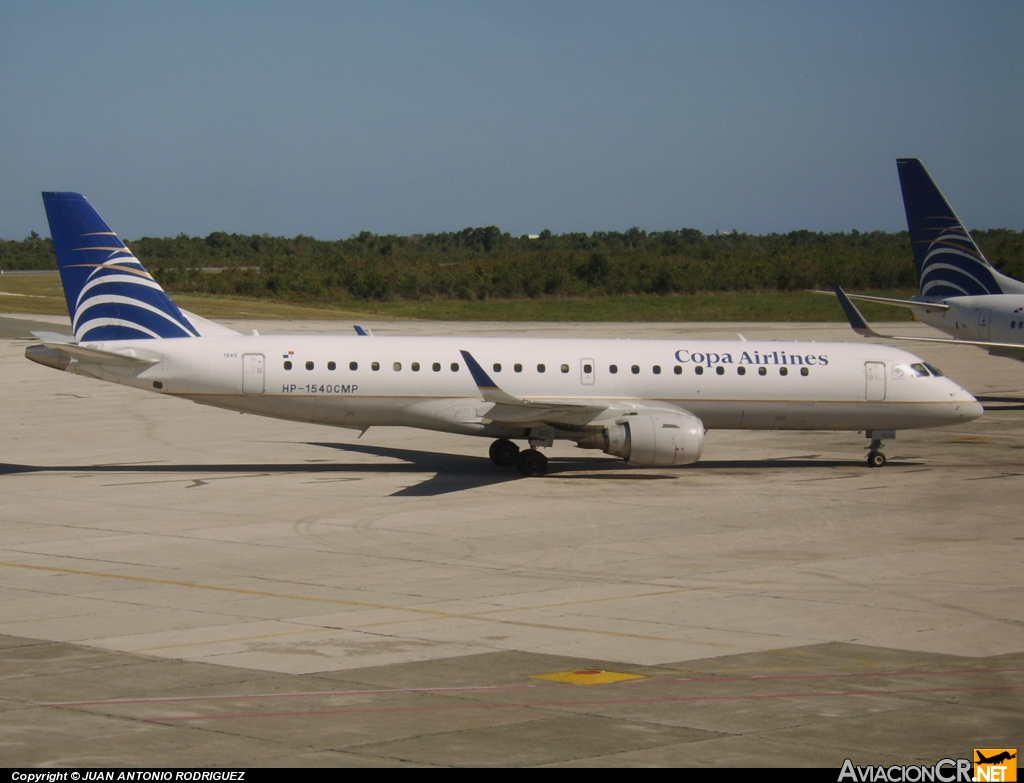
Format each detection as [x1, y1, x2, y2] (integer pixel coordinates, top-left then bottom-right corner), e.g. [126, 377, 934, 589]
[959, 399, 984, 421]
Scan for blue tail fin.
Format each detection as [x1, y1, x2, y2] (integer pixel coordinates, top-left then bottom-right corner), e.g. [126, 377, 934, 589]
[896, 159, 1004, 297]
[42, 192, 198, 342]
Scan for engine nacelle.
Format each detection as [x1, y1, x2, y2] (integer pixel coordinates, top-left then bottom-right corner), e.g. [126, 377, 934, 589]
[578, 411, 705, 466]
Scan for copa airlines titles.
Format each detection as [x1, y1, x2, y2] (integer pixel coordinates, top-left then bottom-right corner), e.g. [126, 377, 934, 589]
[674, 349, 830, 367]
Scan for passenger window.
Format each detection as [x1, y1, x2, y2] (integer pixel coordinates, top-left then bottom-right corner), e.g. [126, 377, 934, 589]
[493, 363, 502, 372]
[673, 366, 682, 375]
[349, 361, 358, 371]
[923, 362, 944, 377]
[652, 365, 661, 375]
[514, 363, 522, 373]
[306, 361, 314, 371]
[631, 365, 639, 374]
[695, 366, 704, 375]
[451, 362, 460, 372]
[371, 362, 380, 371]
[412, 362, 420, 372]
[779, 367, 788, 376]
[327, 361, 336, 371]
[609, 365, 618, 374]
[737, 366, 745, 376]
[393, 362, 401, 371]
[537, 363, 545, 373]
[284, 361, 292, 370]
[800, 367, 809, 376]
[715, 366, 724, 375]
[433, 362, 441, 372]
[1013, 322, 1017, 329]
[758, 366, 767, 376]
[583, 363, 593, 374]
[561, 364, 569, 373]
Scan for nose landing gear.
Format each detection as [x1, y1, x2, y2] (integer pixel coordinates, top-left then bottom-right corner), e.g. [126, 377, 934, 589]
[867, 446, 886, 468]
[865, 429, 893, 467]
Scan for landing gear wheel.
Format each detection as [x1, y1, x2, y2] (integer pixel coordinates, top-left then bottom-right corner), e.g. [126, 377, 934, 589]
[867, 450, 886, 468]
[515, 449, 548, 477]
[489, 438, 520, 467]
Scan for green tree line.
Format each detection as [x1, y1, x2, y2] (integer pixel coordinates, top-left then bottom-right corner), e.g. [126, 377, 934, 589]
[3, 227, 1022, 303]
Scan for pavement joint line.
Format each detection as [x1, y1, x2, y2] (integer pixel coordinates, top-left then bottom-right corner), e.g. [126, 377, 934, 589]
[130, 626, 341, 653]
[39, 665, 1024, 708]
[130, 587, 705, 650]
[132, 683, 1024, 723]
[0, 561, 671, 642]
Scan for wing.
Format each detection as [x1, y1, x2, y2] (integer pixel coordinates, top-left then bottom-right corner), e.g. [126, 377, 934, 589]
[833, 285, 1024, 362]
[459, 349, 689, 428]
[812, 289, 950, 311]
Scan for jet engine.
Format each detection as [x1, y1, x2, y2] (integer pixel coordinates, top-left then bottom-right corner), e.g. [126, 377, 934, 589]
[576, 411, 705, 466]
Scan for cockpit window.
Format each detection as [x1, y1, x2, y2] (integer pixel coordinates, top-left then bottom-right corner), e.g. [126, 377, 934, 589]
[909, 363, 930, 377]
[923, 362, 944, 377]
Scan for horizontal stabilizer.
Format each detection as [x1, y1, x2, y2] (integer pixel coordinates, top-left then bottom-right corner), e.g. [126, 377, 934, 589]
[30, 331, 75, 344]
[179, 309, 240, 337]
[40, 341, 159, 367]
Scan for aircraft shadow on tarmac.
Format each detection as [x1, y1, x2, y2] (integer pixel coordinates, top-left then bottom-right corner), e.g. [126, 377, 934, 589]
[0, 441, 894, 497]
[975, 395, 1024, 411]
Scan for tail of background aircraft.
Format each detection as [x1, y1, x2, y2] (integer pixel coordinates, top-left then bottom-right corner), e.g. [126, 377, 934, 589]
[897, 159, 1024, 298]
[42, 192, 203, 342]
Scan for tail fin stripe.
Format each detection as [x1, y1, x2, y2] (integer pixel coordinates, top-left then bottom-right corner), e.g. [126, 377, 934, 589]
[73, 319, 163, 341]
[76, 275, 164, 310]
[73, 300, 196, 340]
[920, 255, 1003, 296]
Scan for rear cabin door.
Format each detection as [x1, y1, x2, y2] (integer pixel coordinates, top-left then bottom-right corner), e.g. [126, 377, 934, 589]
[243, 353, 265, 394]
[581, 358, 595, 385]
[979, 309, 992, 341]
[865, 361, 886, 401]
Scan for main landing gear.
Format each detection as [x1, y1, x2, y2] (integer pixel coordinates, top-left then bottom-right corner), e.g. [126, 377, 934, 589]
[489, 438, 520, 467]
[515, 448, 548, 477]
[488, 438, 548, 477]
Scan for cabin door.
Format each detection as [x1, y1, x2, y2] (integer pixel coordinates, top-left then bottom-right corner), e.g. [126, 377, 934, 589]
[865, 361, 886, 401]
[243, 354, 265, 394]
[978, 309, 992, 341]
[581, 358, 595, 385]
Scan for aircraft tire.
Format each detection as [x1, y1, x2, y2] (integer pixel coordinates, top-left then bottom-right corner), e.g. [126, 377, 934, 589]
[867, 451, 886, 468]
[515, 449, 548, 477]
[489, 438, 520, 467]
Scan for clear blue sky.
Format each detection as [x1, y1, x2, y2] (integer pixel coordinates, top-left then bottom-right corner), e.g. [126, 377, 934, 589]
[1, 1, 1021, 239]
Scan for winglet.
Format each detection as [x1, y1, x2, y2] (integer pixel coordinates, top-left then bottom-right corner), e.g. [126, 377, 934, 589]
[459, 350, 521, 404]
[834, 284, 882, 338]
[353, 325, 373, 336]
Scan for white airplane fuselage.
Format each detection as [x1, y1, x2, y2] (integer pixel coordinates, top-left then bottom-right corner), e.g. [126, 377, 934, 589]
[912, 295, 1024, 344]
[59, 334, 981, 438]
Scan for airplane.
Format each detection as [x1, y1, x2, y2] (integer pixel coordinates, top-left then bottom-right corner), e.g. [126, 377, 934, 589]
[24, 192, 983, 474]
[976, 751, 1016, 765]
[824, 158, 1024, 361]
